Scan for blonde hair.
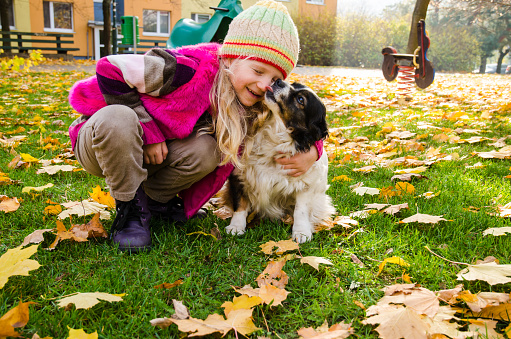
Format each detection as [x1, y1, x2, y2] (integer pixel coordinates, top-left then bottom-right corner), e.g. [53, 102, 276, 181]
[207, 58, 265, 169]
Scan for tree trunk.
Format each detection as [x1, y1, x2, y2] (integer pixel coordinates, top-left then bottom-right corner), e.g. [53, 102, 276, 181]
[479, 55, 487, 74]
[0, 0, 11, 49]
[102, 0, 112, 56]
[406, 0, 431, 54]
[496, 47, 510, 74]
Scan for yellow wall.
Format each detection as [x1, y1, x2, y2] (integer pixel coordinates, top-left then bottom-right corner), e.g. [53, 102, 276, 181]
[241, 0, 299, 16]
[13, 0, 32, 31]
[299, 0, 337, 17]
[181, 0, 217, 20]
[124, 0, 180, 40]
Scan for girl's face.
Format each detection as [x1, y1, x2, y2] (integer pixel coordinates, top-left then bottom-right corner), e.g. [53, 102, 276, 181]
[226, 59, 284, 107]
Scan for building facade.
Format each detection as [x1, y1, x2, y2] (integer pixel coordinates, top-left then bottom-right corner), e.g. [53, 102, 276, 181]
[1, 0, 336, 60]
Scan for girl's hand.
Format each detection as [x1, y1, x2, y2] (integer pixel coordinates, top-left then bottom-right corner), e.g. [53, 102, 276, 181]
[143, 141, 168, 165]
[275, 146, 318, 177]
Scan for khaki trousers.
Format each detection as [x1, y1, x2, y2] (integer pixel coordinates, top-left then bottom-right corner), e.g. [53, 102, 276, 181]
[74, 105, 220, 202]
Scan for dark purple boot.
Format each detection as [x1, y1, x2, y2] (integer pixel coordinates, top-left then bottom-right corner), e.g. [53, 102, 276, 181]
[110, 186, 152, 252]
[148, 196, 207, 224]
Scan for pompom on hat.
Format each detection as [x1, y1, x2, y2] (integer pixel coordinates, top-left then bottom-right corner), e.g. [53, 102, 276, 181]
[219, 0, 300, 79]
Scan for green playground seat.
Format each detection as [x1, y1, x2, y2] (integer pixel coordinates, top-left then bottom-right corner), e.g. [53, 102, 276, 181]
[167, 0, 243, 49]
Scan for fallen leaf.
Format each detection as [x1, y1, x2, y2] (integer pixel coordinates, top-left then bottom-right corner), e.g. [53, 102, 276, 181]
[47, 220, 88, 250]
[0, 245, 41, 289]
[67, 327, 98, 339]
[391, 173, 428, 181]
[0, 195, 20, 213]
[259, 284, 290, 306]
[70, 213, 108, 239]
[352, 186, 380, 196]
[58, 199, 111, 220]
[154, 280, 183, 289]
[351, 254, 364, 267]
[300, 256, 334, 271]
[395, 182, 415, 195]
[0, 301, 36, 338]
[458, 291, 510, 312]
[36, 164, 77, 175]
[221, 295, 263, 316]
[467, 303, 511, 322]
[382, 203, 409, 215]
[21, 229, 53, 246]
[377, 256, 410, 276]
[394, 166, 428, 174]
[57, 292, 124, 309]
[256, 260, 289, 288]
[297, 320, 354, 339]
[399, 213, 448, 224]
[378, 285, 440, 317]
[483, 227, 511, 236]
[457, 262, 511, 285]
[467, 319, 502, 339]
[89, 185, 115, 209]
[363, 305, 430, 339]
[22, 183, 54, 194]
[260, 239, 299, 255]
[172, 299, 190, 320]
[332, 175, 353, 182]
[44, 204, 62, 215]
[167, 308, 260, 337]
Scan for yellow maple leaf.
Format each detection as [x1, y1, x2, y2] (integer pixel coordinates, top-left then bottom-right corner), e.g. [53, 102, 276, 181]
[377, 256, 410, 276]
[44, 204, 62, 215]
[0, 245, 41, 289]
[331, 175, 352, 182]
[395, 182, 415, 195]
[0, 195, 20, 213]
[67, 327, 98, 339]
[57, 292, 124, 309]
[89, 186, 115, 209]
[221, 295, 263, 316]
[0, 301, 36, 338]
[22, 183, 54, 194]
[20, 153, 39, 163]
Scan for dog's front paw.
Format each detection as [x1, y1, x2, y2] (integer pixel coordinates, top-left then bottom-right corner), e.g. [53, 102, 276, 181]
[292, 230, 313, 243]
[225, 224, 246, 236]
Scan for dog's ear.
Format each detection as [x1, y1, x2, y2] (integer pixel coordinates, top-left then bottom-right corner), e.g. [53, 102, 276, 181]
[306, 96, 328, 142]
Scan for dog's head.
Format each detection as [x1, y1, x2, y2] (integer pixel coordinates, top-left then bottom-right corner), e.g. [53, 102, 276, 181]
[264, 79, 328, 152]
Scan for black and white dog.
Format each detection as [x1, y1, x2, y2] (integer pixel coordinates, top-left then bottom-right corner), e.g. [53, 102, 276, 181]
[223, 79, 335, 243]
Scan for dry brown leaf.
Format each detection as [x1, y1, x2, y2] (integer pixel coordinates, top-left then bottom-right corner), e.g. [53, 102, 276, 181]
[350, 254, 364, 267]
[167, 308, 260, 337]
[364, 203, 390, 210]
[382, 203, 409, 215]
[259, 284, 290, 306]
[466, 303, 511, 322]
[457, 262, 511, 285]
[256, 260, 289, 288]
[260, 239, 299, 255]
[483, 227, 511, 236]
[172, 299, 190, 320]
[47, 220, 88, 250]
[391, 173, 428, 181]
[300, 256, 334, 271]
[0, 195, 20, 213]
[212, 206, 232, 219]
[36, 164, 77, 175]
[377, 286, 440, 317]
[362, 305, 430, 339]
[70, 213, 108, 239]
[21, 229, 53, 246]
[58, 199, 111, 220]
[399, 213, 448, 224]
[436, 284, 463, 303]
[467, 319, 502, 339]
[458, 291, 510, 312]
[297, 320, 354, 339]
[56, 292, 124, 309]
[154, 279, 183, 289]
[352, 186, 380, 196]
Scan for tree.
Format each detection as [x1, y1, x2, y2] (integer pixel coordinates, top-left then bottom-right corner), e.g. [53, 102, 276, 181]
[406, 0, 431, 53]
[102, 0, 112, 56]
[0, 0, 11, 50]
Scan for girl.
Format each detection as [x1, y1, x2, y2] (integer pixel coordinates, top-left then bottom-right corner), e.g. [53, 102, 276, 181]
[68, 0, 323, 252]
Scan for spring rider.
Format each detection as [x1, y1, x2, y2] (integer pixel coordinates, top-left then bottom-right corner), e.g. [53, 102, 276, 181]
[381, 19, 435, 96]
[167, 0, 243, 49]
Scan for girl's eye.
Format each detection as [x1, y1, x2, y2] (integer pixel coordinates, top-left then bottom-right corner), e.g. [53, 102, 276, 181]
[297, 96, 305, 105]
[253, 69, 263, 74]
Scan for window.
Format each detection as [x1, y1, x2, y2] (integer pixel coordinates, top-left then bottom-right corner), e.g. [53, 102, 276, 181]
[143, 10, 170, 36]
[191, 13, 211, 24]
[0, 0, 15, 29]
[306, 0, 324, 4]
[43, 1, 73, 32]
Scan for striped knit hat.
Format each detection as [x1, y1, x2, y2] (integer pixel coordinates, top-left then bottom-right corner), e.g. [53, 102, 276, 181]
[219, 0, 299, 79]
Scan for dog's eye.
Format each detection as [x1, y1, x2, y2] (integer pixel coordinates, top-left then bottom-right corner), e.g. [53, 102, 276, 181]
[297, 96, 305, 106]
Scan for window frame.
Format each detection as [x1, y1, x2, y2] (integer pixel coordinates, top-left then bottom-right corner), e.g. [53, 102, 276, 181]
[0, 0, 16, 29]
[43, 1, 74, 33]
[142, 9, 171, 37]
[191, 13, 211, 24]
[305, 0, 325, 4]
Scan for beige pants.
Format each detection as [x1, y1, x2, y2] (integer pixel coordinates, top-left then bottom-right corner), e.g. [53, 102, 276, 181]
[74, 105, 220, 202]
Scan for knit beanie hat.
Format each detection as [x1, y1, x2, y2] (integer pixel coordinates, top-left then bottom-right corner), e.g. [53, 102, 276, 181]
[219, 0, 300, 79]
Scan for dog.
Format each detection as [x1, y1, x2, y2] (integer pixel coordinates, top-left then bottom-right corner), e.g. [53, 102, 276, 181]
[223, 79, 336, 243]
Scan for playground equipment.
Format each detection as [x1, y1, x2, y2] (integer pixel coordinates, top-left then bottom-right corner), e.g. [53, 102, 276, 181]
[381, 19, 435, 96]
[167, 0, 243, 49]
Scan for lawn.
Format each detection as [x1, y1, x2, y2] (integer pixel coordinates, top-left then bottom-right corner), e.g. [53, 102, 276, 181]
[1, 59, 510, 339]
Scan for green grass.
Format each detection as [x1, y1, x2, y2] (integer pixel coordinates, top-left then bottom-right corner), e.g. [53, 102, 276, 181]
[1, 66, 510, 338]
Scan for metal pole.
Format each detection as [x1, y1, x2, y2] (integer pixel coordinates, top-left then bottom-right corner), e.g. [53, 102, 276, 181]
[133, 17, 137, 54]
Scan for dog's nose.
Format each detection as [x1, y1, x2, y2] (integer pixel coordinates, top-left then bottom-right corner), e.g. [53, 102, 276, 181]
[274, 79, 285, 88]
